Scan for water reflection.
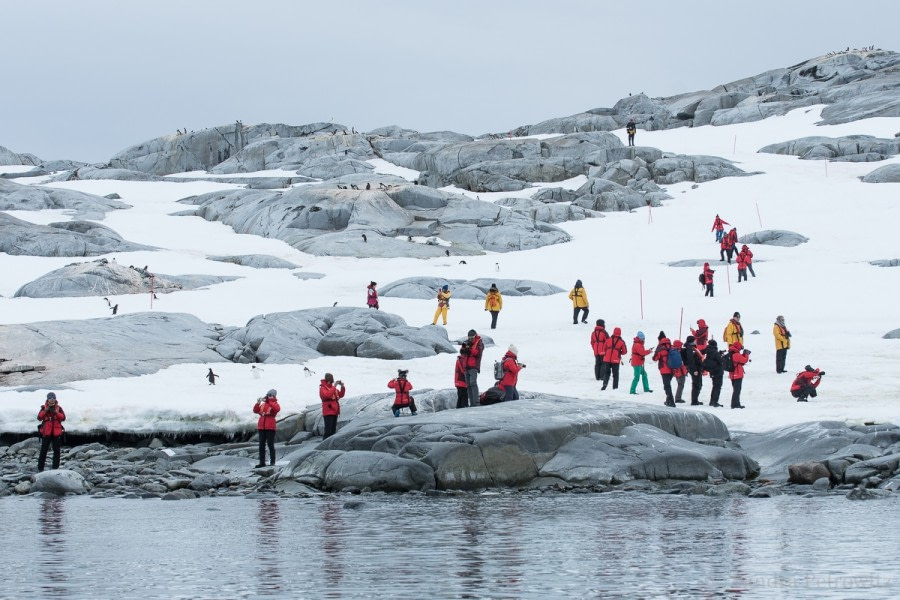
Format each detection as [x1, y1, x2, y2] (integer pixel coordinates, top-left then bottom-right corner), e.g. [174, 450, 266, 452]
[318, 497, 346, 595]
[38, 497, 68, 598]
[255, 499, 283, 596]
[455, 498, 485, 598]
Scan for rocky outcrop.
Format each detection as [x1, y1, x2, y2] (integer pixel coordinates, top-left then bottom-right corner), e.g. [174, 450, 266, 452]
[380, 277, 564, 300]
[211, 132, 374, 174]
[883, 329, 900, 339]
[0, 312, 230, 386]
[0, 145, 40, 166]
[495, 197, 597, 223]
[739, 230, 808, 247]
[180, 183, 570, 258]
[30, 469, 91, 495]
[870, 259, 900, 268]
[0, 213, 154, 257]
[759, 136, 900, 161]
[861, 164, 900, 183]
[207, 254, 300, 269]
[14, 258, 240, 298]
[0, 179, 130, 220]
[214, 307, 456, 364]
[284, 392, 757, 492]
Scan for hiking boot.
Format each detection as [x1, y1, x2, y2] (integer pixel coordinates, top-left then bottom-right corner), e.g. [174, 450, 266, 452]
[664, 401, 676, 407]
[675, 399, 685, 404]
[392, 409, 400, 417]
[731, 405, 745, 409]
[410, 411, 418, 416]
[690, 401, 703, 406]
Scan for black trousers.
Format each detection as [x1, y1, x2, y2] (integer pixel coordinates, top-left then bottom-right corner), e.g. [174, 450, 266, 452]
[731, 378, 743, 408]
[573, 307, 589, 324]
[738, 268, 747, 282]
[38, 435, 62, 471]
[323, 415, 338, 439]
[489, 311, 499, 329]
[690, 373, 704, 403]
[705, 283, 714, 297]
[456, 387, 469, 409]
[661, 373, 674, 404]
[747, 264, 756, 277]
[709, 374, 723, 405]
[791, 386, 818, 401]
[258, 429, 276, 465]
[601, 363, 620, 389]
[594, 355, 604, 380]
[775, 348, 788, 373]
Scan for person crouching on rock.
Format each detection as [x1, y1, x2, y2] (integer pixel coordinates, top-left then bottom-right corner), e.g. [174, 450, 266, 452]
[498, 345, 525, 402]
[320, 373, 346, 439]
[791, 365, 824, 402]
[37, 392, 66, 472]
[254, 390, 280, 467]
[388, 369, 417, 416]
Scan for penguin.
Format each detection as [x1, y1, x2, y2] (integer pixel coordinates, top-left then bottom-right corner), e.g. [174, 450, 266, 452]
[365, 182, 371, 190]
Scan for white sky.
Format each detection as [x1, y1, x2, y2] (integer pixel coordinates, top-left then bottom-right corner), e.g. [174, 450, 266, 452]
[1, 0, 898, 162]
[1, 105, 900, 437]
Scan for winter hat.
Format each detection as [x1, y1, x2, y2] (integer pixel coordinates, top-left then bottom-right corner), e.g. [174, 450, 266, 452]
[707, 339, 718, 347]
[596, 319, 605, 327]
[266, 389, 277, 397]
[441, 284, 449, 291]
[46, 392, 56, 401]
[733, 311, 741, 318]
[673, 339, 683, 348]
[490, 283, 498, 291]
[467, 329, 477, 337]
[508, 344, 518, 355]
[636, 331, 645, 340]
[658, 331, 666, 341]
[370, 281, 376, 286]
[805, 365, 814, 372]
[613, 327, 621, 336]
[685, 335, 695, 344]
[575, 279, 583, 287]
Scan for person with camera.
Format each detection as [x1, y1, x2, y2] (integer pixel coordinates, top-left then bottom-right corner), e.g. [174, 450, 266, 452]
[454, 345, 469, 408]
[320, 373, 346, 439]
[461, 329, 485, 408]
[728, 342, 751, 409]
[791, 365, 824, 402]
[432, 284, 451, 326]
[773, 315, 791, 373]
[652, 332, 677, 407]
[253, 390, 281, 468]
[701, 339, 725, 407]
[600, 327, 627, 391]
[388, 369, 417, 416]
[498, 344, 525, 402]
[37, 392, 66, 472]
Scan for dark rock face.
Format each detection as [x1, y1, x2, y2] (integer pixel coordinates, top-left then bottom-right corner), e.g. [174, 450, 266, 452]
[380, 277, 564, 300]
[214, 307, 456, 363]
[14, 258, 239, 298]
[0, 213, 154, 257]
[283, 392, 758, 492]
[0, 312, 230, 386]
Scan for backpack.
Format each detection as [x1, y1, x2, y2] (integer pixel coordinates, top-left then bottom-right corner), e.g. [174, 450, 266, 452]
[667, 347, 683, 369]
[493, 360, 505, 381]
[723, 351, 735, 372]
[480, 385, 504, 405]
[699, 272, 706, 285]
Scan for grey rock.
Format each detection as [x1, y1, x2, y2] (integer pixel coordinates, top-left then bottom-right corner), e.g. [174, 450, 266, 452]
[846, 486, 891, 500]
[668, 259, 713, 267]
[759, 136, 900, 161]
[787, 461, 830, 484]
[293, 272, 326, 280]
[45, 166, 166, 182]
[419, 138, 543, 188]
[861, 164, 900, 183]
[191, 455, 258, 473]
[811, 477, 831, 491]
[31, 470, 91, 495]
[0, 145, 41, 166]
[0, 178, 130, 220]
[844, 453, 900, 484]
[452, 157, 585, 192]
[572, 178, 665, 212]
[162, 489, 201, 500]
[649, 155, 753, 185]
[215, 307, 456, 364]
[704, 482, 752, 497]
[14, 258, 238, 298]
[748, 485, 783, 498]
[211, 132, 373, 174]
[870, 259, 900, 267]
[0, 213, 154, 257]
[207, 254, 300, 269]
[525, 113, 620, 135]
[322, 451, 436, 492]
[735, 421, 859, 480]
[380, 277, 564, 300]
[495, 197, 597, 223]
[188, 473, 231, 491]
[0, 312, 229, 386]
[739, 230, 809, 247]
[883, 329, 900, 339]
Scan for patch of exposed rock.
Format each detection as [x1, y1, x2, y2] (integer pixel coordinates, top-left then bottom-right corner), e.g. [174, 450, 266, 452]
[215, 307, 456, 364]
[380, 277, 564, 300]
[0, 212, 154, 257]
[759, 135, 900, 162]
[861, 164, 900, 183]
[0, 145, 41, 166]
[0, 179, 130, 220]
[14, 258, 240, 298]
[207, 254, 300, 269]
[739, 230, 808, 247]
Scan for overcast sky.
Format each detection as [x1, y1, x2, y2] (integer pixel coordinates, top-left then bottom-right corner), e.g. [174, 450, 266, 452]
[2, 0, 898, 163]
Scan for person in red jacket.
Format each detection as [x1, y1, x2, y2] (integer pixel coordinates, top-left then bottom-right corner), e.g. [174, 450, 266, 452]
[652, 332, 676, 407]
[601, 327, 628, 390]
[703, 263, 715, 297]
[366, 281, 379, 309]
[691, 318, 709, 352]
[388, 369, 417, 416]
[253, 389, 281, 467]
[590, 319, 609, 381]
[498, 344, 525, 402]
[629, 331, 653, 395]
[671, 339, 688, 403]
[720, 229, 736, 263]
[454, 346, 469, 409]
[791, 365, 824, 402]
[711, 214, 729, 243]
[739, 244, 755, 277]
[37, 392, 66, 472]
[729, 342, 750, 409]
[320, 373, 346, 439]
[461, 329, 484, 408]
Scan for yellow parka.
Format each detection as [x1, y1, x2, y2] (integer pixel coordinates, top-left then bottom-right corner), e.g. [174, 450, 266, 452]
[485, 290, 503, 312]
[773, 323, 791, 350]
[569, 286, 589, 308]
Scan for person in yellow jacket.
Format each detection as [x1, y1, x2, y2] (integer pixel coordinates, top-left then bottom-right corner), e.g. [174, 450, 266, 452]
[432, 284, 451, 326]
[773, 315, 791, 373]
[484, 283, 503, 329]
[723, 311, 744, 346]
[568, 279, 590, 324]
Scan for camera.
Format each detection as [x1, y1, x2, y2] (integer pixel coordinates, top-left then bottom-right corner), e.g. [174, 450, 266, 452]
[335, 380, 343, 386]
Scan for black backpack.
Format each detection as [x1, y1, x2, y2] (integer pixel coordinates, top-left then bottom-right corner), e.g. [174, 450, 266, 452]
[699, 272, 706, 285]
[723, 351, 735, 372]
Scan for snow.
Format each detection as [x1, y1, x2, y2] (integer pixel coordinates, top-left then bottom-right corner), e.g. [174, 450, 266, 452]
[2, 105, 900, 436]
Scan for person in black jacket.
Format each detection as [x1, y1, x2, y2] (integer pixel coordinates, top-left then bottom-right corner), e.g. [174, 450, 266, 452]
[701, 339, 724, 407]
[684, 335, 704, 406]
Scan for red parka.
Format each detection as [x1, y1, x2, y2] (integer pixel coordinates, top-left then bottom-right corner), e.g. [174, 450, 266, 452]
[736, 251, 749, 270]
[454, 356, 467, 389]
[630, 337, 652, 366]
[711, 215, 729, 232]
[739, 245, 753, 264]
[590, 326, 609, 357]
[388, 377, 414, 408]
[320, 379, 345, 416]
[729, 343, 749, 380]
[791, 370, 822, 392]
[692, 319, 709, 351]
[652, 337, 673, 374]
[603, 328, 628, 364]
[38, 402, 66, 437]
[498, 350, 523, 390]
[463, 336, 485, 372]
[253, 397, 280, 431]
[703, 263, 715, 285]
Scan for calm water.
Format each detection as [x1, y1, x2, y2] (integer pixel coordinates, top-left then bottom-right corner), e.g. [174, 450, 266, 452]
[1, 492, 897, 599]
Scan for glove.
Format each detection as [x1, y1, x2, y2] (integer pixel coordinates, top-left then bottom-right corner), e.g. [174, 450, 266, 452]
[818, 371, 825, 377]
